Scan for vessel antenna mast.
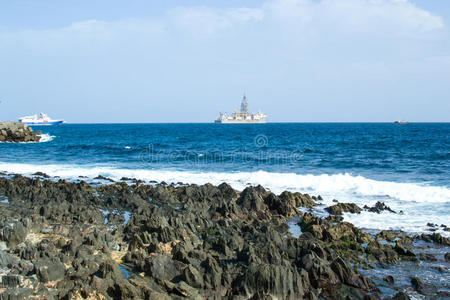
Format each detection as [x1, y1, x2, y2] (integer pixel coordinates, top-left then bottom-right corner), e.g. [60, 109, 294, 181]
[240, 93, 249, 113]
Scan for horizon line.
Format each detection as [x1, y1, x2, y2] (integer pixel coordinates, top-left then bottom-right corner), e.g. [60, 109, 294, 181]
[23, 121, 450, 125]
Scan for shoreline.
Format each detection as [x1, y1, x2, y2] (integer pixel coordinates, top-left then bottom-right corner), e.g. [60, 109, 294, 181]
[0, 173, 448, 299]
[0, 165, 448, 238]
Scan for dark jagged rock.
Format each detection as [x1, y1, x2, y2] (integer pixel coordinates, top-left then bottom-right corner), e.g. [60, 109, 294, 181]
[0, 221, 27, 248]
[410, 276, 437, 296]
[410, 276, 423, 293]
[1, 275, 20, 288]
[278, 191, 317, 208]
[393, 291, 411, 300]
[98, 259, 122, 281]
[237, 186, 266, 211]
[0, 174, 440, 299]
[418, 233, 450, 246]
[0, 288, 35, 299]
[325, 202, 362, 215]
[0, 250, 16, 267]
[94, 175, 115, 182]
[363, 201, 396, 214]
[145, 254, 184, 281]
[237, 262, 308, 299]
[182, 265, 204, 288]
[418, 252, 437, 262]
[0, 122, 40, 143]
[32, 172, 50, 178]
[394, 242, 415, 257]
[35, 257, 66, 282]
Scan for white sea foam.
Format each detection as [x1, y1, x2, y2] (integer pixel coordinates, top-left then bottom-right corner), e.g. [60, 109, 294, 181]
[0, 162, 448, 236]
[38, 133, 55, 143]
[123, 211, 131, 225]
[345, 209, 450, 238]
[287, 218, 302, 238]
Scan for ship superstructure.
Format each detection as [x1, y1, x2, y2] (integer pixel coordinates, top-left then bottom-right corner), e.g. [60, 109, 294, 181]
[215, 94, 267, 124]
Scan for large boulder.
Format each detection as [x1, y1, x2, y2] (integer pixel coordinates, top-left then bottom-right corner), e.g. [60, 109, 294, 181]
[326, 203, 362, 215]
[182, 265, 204, 288]
[279, 191, 317, 208]
[144, 254, 185, 281]
[0, 249, 16, 267]
[237, 187, 267, 211]
[35, 257, 66, 282]
[239, 262, 307, 299]
[364, 201, 396, 214]
[0, 221, 27, 248]
[98, 259, 123, 281]
[0, 122, 40, 143]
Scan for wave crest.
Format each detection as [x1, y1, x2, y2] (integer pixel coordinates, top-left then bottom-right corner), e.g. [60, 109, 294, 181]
[0, 163, 448, 204]
[38, 133, 55, 143]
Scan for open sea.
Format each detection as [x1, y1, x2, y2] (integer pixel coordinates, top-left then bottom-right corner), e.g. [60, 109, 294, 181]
[1, 123, 449, 236]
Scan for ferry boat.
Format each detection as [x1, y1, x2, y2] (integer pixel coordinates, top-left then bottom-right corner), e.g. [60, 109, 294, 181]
[19, 113, 65, 125]
[394, 120, 408, 124]
[215, 94, 267, 124]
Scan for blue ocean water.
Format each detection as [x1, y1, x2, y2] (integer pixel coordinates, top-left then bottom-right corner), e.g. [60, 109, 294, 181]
[1, 123, 449, 234]
[1, 123, 449, 182]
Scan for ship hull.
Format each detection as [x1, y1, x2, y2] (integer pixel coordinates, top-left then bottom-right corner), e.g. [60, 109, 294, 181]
[215, 119, 267, 124]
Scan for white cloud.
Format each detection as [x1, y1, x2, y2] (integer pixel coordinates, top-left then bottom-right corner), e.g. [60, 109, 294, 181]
[263, 0, 443, 36]
[1, 0, 442, 44]
[166, 6, 264, 37]
[159, 0, 444, 38]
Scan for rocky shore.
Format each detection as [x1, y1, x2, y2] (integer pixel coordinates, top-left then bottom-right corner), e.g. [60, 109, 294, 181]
[0, 122, 41, 143]
[0, 175, 448, 299]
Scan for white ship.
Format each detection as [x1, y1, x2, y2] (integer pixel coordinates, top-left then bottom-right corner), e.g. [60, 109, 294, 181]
[19, 113, 65, 125]
[215, 94, 267, 124]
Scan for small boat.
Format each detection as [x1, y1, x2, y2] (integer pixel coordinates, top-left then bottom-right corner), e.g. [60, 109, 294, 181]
[19, 113, 65, 125]
[394, 120, 408, 124]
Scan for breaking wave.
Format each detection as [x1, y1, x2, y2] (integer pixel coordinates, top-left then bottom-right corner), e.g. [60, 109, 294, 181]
[0, 162, 448, 204]
[37, 133, 55, 143]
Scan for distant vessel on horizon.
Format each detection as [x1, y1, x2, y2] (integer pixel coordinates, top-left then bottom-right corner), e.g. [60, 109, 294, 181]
[215, 94, 267, 124]
[19, 113, 65, 125]
[394, 120, 408, 124]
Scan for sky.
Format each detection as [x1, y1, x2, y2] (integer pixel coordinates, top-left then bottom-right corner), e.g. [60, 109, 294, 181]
[0, 0, 449, 123]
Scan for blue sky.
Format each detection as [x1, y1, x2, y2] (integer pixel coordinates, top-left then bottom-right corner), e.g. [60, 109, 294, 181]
[0, 0, 449, 122]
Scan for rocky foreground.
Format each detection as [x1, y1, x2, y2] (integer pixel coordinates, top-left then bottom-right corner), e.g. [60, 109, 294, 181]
[0, 122, 41, 143]
[0, 175, 448, 299]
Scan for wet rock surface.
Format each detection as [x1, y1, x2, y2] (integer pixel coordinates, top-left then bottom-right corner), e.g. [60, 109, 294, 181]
[0, 175, 448, 299]
[363, 201, 397, 214]
[325, 202, 362, 215]
[0, 122, 41, 142]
